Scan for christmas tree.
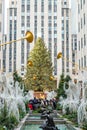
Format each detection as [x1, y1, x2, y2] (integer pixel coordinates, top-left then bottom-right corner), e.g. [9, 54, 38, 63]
[25, 37, 56, 91]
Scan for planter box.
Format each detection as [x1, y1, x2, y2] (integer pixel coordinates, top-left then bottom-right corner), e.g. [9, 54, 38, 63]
[34, 92, 47, 99]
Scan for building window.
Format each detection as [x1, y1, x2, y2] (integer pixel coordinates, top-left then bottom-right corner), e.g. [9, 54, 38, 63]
[0, 22, 1, 32]
[62, 9, 64, 16]
[27, 0, 30, 3]
[54, 30, 57, 34]
[21, 30, 24, 36]
[41, 16, 44, 27]
[84, 56, 86, 67]
[54, 23, 57, 27]
[81, 0, 82, 9]
[41, 20, 44, 27]
[14, 8, 17, 16]
[10, 9, 12, 16]
[21, 41, 24, 64]
[78, 41, 80, 51]
[27, 5, 30, 12]
[84, 13, 85, 25]
[22, 0, 25, 4]
[81, 18, 82, 29]
[54, 0, 57, 12]
[62, 34, 64, 40]
[34, 16, 37, 27]
[0, 40, 1, 51]
[79, 59, 80, 69]
[21, 66, 24, 71]
[78, 22, 80, 32]
[64, 2, 67, 5]
[66, 9, 69, 17]
[41, 28, 44, 39]
[27, 16, 30, 27]
[66, 20, 69, 32]
[78, 4, 80, 14]
[41, 0, 44, 12]
[34, 0, 37, 12]
[84, 34, 86, 46]
[81, 57, 83, 68]
[83, 0, 85, 4]
[21, 16, 25, 27]
[48, 1, 52, 12]
[14, 20, 17, 40]
[12, 1, 14, 4]
[0, 4, 2, 13]
[81, 38, 83, 48]
[21, 5, 25, 12]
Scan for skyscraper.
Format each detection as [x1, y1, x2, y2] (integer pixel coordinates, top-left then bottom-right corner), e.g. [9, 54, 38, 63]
[5, 0, 72, 86]
[60, 0, 72, 76]
[0, 0, 5, 72]
[77, 0, 87, 74]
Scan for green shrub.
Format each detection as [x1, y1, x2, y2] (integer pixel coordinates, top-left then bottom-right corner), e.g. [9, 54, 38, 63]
[63, 112, 78, 125]
[0, 103, 18, 130]
[24, 101, 29, 112]
[0, 125, 4, 130]
[18, 105, 26, 120]
[6, 114, 18, 130]
[82, 121, 87, 130]
[56, 103, 62, 111]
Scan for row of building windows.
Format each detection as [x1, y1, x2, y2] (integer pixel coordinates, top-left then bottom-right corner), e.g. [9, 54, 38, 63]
[78, 34, 86, 51]
[79, 56, 86, 69]
[10, 8, 17, 16]
[9, 18, 17, 72]
[21, 2, 58, 13]
[78, 0, 85, 14]
[21, 16, 58, 29]
[62, 8, 69, 17]
[78, 13, 86, 32]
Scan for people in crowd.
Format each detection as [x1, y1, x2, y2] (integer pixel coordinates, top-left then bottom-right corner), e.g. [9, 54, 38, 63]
[28, 97, 57, 112]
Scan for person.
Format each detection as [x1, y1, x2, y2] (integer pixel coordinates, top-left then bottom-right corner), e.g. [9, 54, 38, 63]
[33, 97, 38, 104]
[28, 103, 33, 110]
[52, 98, 57, 109]
[28, 99, 33, 110]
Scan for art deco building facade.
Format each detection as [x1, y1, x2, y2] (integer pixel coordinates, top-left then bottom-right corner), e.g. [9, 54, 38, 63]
[71, 34, 77, 74]
[0, 0, 5, 72]
[60, 0, 72, 77]
[5, 0, 72, 86]
[77, 0, 87, 71]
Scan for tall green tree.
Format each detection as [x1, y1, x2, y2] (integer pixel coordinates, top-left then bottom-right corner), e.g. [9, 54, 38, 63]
[56, 74, 71, 99]
[25, 37, 55, 91]
[13, 71, 23, 88]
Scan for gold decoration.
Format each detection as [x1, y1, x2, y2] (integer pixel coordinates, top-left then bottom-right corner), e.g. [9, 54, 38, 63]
[25, 31, 33, 43]
[0, 31, 33, 46]
[27, 60, 33, 66]
[33, 75, 37, 80]
[57, 52, 62, 59]
[50, 76, 54, 80]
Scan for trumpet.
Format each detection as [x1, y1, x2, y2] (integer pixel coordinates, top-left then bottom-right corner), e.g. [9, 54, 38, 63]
[57, 52, 78, 67]
[0, 31, 33, 46]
